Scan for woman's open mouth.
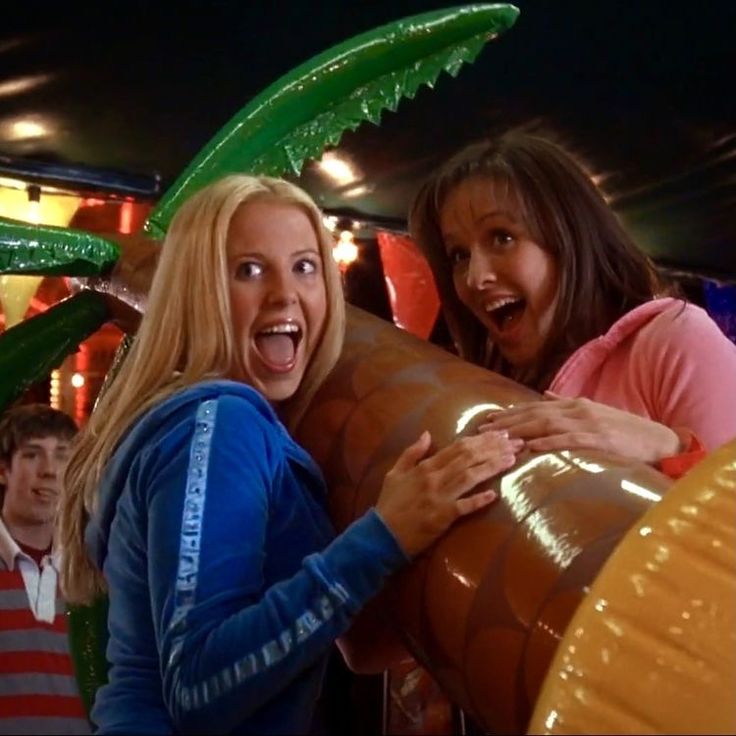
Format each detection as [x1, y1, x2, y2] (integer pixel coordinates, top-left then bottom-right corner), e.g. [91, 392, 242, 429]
[254, 322, 303, 373]
[484, 297, 526, 335]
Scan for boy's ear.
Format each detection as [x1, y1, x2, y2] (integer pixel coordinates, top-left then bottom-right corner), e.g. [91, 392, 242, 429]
[0, 459, 8, 486]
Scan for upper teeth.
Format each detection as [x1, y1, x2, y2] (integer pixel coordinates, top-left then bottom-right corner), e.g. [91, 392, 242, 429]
[485, 297, 519, 313]
[260, 323, 299, 335]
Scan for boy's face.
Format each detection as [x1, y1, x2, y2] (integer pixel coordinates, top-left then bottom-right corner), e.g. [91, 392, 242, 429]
[0, 435, 72, 530]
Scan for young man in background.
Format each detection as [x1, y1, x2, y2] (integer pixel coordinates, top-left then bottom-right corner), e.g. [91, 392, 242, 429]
[0, 404, 90, 734]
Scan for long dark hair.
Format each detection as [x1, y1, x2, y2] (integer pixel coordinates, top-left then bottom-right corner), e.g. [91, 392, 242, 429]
[409, 131, 662, 390]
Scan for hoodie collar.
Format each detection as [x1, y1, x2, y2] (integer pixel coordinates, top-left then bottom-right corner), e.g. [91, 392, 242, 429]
[551, 297, 680, 392]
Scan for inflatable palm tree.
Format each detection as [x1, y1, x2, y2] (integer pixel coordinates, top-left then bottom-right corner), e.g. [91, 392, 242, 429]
[0, 4, 520, 716]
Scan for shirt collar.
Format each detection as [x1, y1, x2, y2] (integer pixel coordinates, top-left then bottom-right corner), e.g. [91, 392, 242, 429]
[0, 515, 21, 569]
[0, 515, 60, 571]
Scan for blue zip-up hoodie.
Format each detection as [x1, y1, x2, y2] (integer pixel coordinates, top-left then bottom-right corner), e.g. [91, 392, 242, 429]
[86, 380, 408, 735]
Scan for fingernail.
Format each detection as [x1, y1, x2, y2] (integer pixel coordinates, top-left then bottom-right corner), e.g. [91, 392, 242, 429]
[510, 438, 525, 449]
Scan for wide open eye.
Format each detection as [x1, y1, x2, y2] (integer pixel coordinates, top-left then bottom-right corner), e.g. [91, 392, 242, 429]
[235, 261, 263, 279]
[294, 256, 319, 275]
[490, 228, 515, 248]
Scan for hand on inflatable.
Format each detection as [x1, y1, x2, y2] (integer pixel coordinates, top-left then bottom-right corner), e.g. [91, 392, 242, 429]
[376, 430, 519, 557]
[482, 392, 682, 464]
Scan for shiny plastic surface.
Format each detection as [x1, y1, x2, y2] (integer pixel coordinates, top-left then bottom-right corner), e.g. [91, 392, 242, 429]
[376, 230, 440, 339]
[144, 4, 519, 237]
[289, 305, 671, 734]
[68, 231, 161, 330]
[0, 219, 120, 276]
[529, 438, 736, 735]
[0, 290, 109, 409]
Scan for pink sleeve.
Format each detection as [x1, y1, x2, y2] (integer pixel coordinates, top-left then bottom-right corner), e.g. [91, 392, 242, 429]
[644, 304, 736, 451]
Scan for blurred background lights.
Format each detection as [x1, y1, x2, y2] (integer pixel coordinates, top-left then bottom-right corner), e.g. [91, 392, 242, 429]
[332, 228, 358, 271]
[318, 151, 356, 185]
[7, 118, 49, 140]
[322, 214, 338, 232]
[0, 73, 52, 99]
[49, 370, 61, 410]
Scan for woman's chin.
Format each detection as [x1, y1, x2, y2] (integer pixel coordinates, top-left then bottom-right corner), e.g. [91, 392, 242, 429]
[254, 370, 305, 404]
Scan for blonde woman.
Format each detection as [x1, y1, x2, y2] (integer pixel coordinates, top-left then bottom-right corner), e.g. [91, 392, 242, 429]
[58, 175, 519, 734]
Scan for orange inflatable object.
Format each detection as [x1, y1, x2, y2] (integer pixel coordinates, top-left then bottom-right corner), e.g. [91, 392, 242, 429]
[528, 438, 736, 735]
[288, 305, 671, 734]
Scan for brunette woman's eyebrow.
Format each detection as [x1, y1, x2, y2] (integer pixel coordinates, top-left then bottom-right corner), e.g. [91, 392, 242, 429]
[478, 209, 517, 224]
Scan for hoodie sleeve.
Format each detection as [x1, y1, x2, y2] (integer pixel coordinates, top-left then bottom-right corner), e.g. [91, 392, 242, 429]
[143, 393, 407, 733]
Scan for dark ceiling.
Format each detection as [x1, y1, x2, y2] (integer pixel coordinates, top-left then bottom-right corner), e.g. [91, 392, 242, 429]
[1, 0, 735, 277]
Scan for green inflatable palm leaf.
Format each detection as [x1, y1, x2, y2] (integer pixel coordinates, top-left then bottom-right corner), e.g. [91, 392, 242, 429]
[145, 4, 519, 237]
[0, 290, 110, 408]
[0, 218, 120, 276]
[259, 32, 489, 170]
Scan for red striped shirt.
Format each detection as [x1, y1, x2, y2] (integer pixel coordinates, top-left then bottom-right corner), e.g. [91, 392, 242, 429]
[0, 561, 90, 733]
[0, 693, 87, 718]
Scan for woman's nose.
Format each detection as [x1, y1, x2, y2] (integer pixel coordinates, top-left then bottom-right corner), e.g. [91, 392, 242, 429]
[466, 250, 496, 290]
[266, 271, 298, 306]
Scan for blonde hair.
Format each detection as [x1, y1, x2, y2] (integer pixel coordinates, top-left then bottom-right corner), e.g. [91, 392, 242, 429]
[59, 174, 345, 604]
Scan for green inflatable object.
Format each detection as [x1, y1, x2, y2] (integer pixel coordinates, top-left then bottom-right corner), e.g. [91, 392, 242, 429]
[145, 3, 519, 237]
[0, 219, 120, 276]
[0, 290, 109, 409]
[67, 598, 110, 720]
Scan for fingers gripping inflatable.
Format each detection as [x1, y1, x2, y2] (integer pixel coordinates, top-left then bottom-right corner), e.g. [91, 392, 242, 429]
[287, 305, 672, 734]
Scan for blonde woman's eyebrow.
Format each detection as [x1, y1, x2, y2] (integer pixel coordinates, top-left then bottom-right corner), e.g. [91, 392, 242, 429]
[230, 247, 319, 260]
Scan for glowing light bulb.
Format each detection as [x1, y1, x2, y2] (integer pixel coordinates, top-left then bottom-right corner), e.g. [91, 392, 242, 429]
[49, 370, 61, 409]
[332, 230, 358, 270]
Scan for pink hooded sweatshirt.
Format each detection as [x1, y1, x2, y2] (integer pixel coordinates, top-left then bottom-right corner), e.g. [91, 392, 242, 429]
[549, 297, 736, 451]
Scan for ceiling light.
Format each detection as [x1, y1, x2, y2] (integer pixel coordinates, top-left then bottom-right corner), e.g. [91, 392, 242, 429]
[318, 151, 356, 186]
[5, 118, 49, 140]
[0, 74, 52, 99]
